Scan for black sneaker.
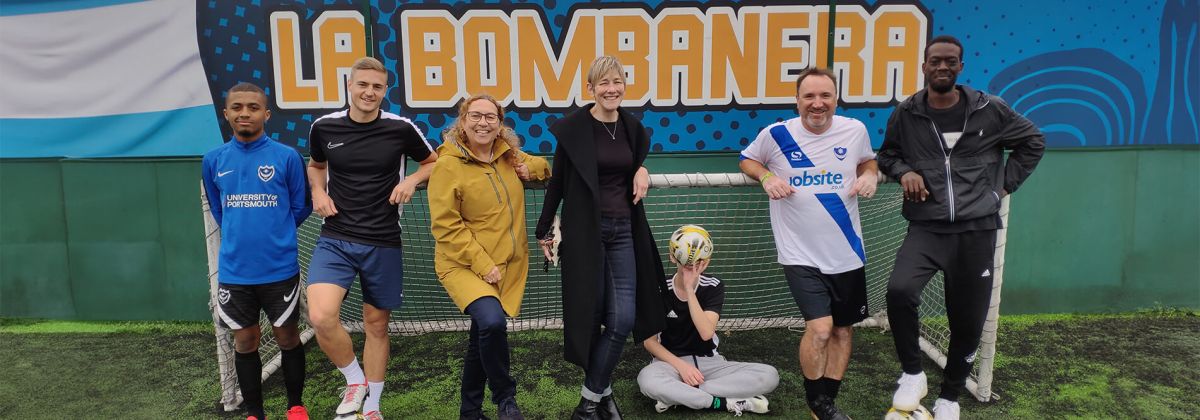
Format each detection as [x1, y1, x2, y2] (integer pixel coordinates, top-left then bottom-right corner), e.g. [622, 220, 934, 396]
[459, 409, 490, 420]
[809, 395, 852, 420]
[497, 396, 525, 420]
[597, 395, 622, 420]
[571, 397, 600, 420]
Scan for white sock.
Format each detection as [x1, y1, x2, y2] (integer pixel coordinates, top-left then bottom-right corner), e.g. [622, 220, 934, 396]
[338, 357, 366, 385]
[363, 381, 384, 413]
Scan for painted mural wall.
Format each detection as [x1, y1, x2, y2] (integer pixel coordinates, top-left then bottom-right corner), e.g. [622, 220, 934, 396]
[1, 0, 1195, 158]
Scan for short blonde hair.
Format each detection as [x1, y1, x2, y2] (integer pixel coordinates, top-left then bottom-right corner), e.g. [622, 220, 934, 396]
[352, 56, 385, 73]
[587, 55, 624, 87]
[350, 57, 387, 82]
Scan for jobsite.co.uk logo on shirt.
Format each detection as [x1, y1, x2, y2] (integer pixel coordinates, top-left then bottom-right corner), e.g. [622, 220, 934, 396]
[789, 170, 846, 188]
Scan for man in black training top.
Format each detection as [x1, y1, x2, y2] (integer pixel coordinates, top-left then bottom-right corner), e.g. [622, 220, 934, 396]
[877, 35, 1044, 420]
[305, 57, 438, 420]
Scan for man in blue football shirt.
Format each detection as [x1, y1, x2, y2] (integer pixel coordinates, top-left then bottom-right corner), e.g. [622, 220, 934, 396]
[202, 82, 313, 420]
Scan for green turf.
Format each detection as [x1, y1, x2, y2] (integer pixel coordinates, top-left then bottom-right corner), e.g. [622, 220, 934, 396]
[1, 311, 1196, 419]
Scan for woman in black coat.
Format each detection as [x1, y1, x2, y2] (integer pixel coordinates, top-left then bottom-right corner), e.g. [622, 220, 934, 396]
[536, 55, 666, 420]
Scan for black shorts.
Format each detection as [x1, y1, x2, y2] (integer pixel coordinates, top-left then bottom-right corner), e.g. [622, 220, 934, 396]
[784, 265, 868, 327]
[216, 274, 301, 330]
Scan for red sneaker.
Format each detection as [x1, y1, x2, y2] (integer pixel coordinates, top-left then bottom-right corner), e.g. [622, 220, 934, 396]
[286, 405, 309, 420]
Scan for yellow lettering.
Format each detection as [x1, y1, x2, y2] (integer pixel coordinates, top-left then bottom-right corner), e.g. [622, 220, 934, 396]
[315, 12, 366, 106]
[270, 12, 319, 108]
[402, 12, 459, 106]
[655, 12, 705, 104]
[709, 8, 761, 103]
[872, 7, 926, 99]
[602, 13, 652, 102]
[764, 10, 812, 98]
[815, 10, 868, 98]
[462, 13, 514, 100]
[515, 12, 596, 106]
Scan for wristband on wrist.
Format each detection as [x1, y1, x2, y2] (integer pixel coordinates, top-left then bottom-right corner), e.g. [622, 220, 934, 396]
[759, 172, 774, 184]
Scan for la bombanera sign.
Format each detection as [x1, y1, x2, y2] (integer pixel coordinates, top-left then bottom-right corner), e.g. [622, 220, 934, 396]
[267, 3, 929, 111]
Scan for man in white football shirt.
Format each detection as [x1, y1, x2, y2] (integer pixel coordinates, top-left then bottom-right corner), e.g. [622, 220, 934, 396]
[739, 67, 879, 420]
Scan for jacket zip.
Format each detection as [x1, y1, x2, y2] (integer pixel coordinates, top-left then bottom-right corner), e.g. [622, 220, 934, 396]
[921, 96, 990, 222]
[488, 161, 520, 253]
[927, 120, 956, 222]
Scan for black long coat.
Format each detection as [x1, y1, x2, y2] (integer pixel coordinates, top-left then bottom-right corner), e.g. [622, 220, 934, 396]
[535, 104, 667, 369]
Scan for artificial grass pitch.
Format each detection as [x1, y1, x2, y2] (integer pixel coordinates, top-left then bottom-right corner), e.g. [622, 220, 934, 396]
[0, 311, 1196, 419]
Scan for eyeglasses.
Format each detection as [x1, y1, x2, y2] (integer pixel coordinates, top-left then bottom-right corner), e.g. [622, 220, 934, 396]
[466, 112, 499, 123]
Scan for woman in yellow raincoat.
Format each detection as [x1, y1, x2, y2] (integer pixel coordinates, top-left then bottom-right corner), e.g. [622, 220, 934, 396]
[428, 93, 550, 420]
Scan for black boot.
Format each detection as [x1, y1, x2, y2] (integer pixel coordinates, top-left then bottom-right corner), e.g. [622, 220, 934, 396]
[597, 395, 622, 420]
[571, 397, 600, 420]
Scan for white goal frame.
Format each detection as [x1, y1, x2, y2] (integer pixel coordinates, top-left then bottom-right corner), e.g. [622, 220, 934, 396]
[202, 173, 1006, 410]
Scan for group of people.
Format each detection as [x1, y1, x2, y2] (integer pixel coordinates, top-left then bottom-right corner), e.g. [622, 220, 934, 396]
[201, 34, 1044, 420]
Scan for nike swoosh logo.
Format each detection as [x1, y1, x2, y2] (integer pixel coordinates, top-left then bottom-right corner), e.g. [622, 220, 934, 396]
[283, 287, 297, 302]
[217, 170, 234, 177]
[327, 142, 345, 149]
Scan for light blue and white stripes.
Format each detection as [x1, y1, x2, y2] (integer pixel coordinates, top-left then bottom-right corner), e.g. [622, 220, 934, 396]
[0, 0, 223, 157]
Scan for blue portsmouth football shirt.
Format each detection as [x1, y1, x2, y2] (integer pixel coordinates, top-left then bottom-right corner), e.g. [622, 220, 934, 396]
[201, 134, 312, 285]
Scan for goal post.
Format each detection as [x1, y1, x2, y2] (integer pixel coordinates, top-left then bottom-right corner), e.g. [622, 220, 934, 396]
[202, 173, 1006, 410]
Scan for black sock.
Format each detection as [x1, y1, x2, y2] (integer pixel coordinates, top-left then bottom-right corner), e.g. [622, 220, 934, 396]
[281, 344, 306, 408]
[822, 377, 842, 400]
[235, 350, 264, 418]
[803, 378, 825, 406]
[707, 396, 727, 411]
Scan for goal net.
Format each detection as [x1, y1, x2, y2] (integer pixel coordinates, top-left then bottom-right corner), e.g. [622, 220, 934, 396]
[203, 172, 1008, 410]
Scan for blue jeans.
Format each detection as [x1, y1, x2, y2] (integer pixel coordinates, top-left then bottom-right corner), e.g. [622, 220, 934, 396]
[460, 297, 515, 416]
[582, 217, 637, 399]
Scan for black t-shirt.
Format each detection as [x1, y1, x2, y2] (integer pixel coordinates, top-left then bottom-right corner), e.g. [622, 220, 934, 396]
[593, 115, 633, 218]
[926, 88, 968, 150]
[659, 273, 725, 357]
[309, 110, 434, 247]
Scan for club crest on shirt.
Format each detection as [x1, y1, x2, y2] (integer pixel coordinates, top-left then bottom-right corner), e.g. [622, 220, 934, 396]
[834, 147, 848, 161]
[258, 165, 275, 182]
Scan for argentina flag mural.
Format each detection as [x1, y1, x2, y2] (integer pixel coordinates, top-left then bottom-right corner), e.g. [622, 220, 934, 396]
[0, 0, 223, 158]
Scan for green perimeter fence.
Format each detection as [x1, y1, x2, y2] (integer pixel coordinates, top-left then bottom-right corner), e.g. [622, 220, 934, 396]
[1, 147, 1197, 320]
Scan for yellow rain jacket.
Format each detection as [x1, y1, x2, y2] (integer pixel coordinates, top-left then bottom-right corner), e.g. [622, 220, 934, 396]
[428, 137, 550, 316]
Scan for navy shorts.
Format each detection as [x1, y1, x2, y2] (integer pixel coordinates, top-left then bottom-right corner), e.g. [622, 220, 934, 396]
[308, 236, 405, 310]
[216, 274, 301, 330]
[785, 265, 868, 327]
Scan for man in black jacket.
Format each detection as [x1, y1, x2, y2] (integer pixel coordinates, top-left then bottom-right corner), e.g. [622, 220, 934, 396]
[877, 35, 1045, 420]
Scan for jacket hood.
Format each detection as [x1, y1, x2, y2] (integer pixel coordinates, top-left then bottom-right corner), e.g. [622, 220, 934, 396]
[437, 129, 513, 164]
[900, 85, 989, 115]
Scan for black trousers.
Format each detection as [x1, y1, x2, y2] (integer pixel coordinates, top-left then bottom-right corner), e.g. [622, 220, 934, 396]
[886, 225, 997, 401]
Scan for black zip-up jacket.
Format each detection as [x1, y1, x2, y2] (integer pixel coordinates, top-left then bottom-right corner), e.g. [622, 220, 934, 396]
[877, 85, 1045, 231]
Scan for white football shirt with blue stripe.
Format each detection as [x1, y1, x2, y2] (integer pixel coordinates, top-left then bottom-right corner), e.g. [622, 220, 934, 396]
[740, 115, 876, 274]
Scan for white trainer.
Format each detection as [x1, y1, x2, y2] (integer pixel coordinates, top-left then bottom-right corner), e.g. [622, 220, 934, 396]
[653, 400, 672, 413]
[932, 398, 960, 420]
[335, 383, 369, 415]
[727, 395, 769, 416]
[891, 372, 928, 412]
